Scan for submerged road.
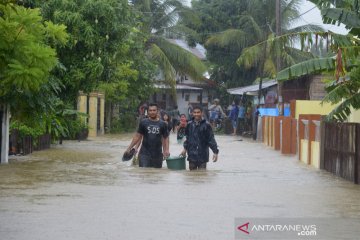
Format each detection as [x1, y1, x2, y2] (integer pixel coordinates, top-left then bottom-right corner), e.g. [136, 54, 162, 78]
[0, 133, 360, 239]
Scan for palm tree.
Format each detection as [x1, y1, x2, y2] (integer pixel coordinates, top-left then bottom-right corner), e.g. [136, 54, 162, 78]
[130, 0, 207, 89]
[276, 0, 360, 121]
[205, 0, 322, 101]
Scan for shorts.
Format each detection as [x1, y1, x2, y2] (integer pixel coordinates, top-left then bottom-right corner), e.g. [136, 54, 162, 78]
[209, 111, 218, 122]
[189, 161, 207, 170]
[139, 154, 163, 168]
[231, 119, 238, 129]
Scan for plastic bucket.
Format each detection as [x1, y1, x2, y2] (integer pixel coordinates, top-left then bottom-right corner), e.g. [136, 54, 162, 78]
[166, 156, 186, 170]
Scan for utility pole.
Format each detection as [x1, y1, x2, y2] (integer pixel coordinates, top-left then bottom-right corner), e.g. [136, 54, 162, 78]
[1, 104, 10, 164]
[275, 0, 283, 115]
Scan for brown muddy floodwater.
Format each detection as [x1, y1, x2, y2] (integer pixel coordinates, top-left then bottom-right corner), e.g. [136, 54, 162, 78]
[0, 133, 360, 240]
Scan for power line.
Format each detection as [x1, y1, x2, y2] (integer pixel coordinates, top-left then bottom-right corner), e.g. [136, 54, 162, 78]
[291, 6, 317, 20]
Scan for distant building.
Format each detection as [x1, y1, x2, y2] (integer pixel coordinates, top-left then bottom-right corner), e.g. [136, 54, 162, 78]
[150, 39, 216, 115]
[227, 75, 328, 116]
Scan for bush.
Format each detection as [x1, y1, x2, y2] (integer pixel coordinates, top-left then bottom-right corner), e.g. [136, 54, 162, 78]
[110, 112, 138, 133]
[65, 118, 88, 140]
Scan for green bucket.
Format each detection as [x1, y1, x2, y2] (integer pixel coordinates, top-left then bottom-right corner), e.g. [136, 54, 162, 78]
[166, 156, 186, 170]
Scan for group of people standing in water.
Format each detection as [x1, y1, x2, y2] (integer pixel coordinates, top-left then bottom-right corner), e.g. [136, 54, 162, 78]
[125, 103, 219, 170]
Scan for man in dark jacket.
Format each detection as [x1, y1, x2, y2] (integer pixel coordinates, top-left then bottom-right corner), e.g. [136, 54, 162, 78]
[180, 105, 219, 170]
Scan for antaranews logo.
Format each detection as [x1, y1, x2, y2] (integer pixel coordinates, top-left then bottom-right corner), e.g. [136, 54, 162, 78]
[236, 218, 360, 240]
[237, 222, 317, 235]
[237, 222, 250, 235]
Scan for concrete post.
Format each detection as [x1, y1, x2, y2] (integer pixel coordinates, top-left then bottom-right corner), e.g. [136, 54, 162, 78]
[88, 92, 98, 137]
[98, 92, 105, 135]
[1, 104, 10, 164]
[77, 91, 88, 125]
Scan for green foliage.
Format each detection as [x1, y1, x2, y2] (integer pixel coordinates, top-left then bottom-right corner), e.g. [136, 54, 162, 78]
[235, 0, 323, 81]
[187, 0, 320, 93]
[10, 120, 45, 139]
[148, 43, 176, 85]
[64, 117, 88, 140]
[277, 57, 335, 81]
[323, 62, 360, 121]
[189, 0, 259, 88]
[276, 0, 360, 121]
[39, 0, 139, 100]
[0, 2, 68, 106]
[36, 0, 156, 130]
[109, 112, 138, 133]
[153, 37, 207, 81]
[132, 0, 207, 89]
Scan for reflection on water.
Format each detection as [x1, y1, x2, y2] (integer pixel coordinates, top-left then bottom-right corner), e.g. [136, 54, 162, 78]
[0, 138, 220, 191]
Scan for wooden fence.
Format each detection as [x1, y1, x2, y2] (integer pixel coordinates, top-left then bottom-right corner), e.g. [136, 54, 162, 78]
[320, 122, 360, 184]
[9, 130, 51, 155]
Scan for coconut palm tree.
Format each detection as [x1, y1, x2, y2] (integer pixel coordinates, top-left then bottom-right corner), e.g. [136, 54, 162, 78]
[130, 0, 207, 88]
[276, 0, 360, 121]
[205, 0, 322, 101]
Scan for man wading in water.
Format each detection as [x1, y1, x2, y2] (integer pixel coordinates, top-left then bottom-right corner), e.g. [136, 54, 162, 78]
[180, 106, 219, 170]
[125, 103, 170, 168]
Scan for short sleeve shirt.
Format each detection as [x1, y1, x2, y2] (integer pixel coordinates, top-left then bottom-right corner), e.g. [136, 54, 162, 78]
[137, 118, 169, 156]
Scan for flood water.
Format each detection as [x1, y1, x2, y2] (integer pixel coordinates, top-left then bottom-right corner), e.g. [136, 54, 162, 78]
[1, 133, 360, 239]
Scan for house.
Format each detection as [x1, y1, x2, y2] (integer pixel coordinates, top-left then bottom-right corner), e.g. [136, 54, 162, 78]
[150, 39, 216, 115]
[227, 75, 327, 116]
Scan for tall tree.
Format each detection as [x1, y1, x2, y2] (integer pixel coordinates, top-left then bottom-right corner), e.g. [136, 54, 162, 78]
[234, 0, 321, 78]
[188, 0, 321, 91]
[0, 0, 68, 113]
[130, 0, 207, 88]
[0, 0, 68, 162]
[276, 0, 360, 121]
[189, 0, 255, 88]
[12, 0, 155, 133]
[39, 0, 141, 100]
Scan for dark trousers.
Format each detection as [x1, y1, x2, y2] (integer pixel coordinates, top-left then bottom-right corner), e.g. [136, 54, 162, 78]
[189, 162, 207, 170]
[139, 154, 163, 168]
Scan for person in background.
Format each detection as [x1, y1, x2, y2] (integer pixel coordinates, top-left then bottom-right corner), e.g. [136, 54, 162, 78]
[187, 103, 193, 120]
[253, 105, 261, 140]
[177, 114, 187, 143]
[162, 112, 173, 132]
[180, 105, 219, 170]
[245, 102, 253, 132]
[228, 100, 239, 135]
[138, 102, 148, 119]
[208, 99, 225, 129]
[171, 105, 180, 133]
[237, 103, 246, 135]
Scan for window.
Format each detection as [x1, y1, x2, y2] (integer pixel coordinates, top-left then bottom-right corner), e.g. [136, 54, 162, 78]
[185, 94, 190, 101]
[197, 95, 201, 102]
[162, 94, 166, 101]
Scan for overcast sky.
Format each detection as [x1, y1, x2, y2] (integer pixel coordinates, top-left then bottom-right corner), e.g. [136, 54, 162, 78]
[296, 0, 347, 34]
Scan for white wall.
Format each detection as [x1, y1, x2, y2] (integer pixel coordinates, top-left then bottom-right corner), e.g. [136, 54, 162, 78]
[176, 90, 209, 115]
